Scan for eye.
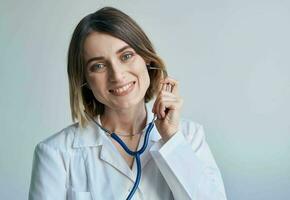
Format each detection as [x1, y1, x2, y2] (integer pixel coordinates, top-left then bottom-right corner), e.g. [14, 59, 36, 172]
[90, 63, 106, 72]
[121, 52, 134, 62]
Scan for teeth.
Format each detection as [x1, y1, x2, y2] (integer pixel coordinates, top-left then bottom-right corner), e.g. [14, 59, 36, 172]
[112, 82, 133, 94]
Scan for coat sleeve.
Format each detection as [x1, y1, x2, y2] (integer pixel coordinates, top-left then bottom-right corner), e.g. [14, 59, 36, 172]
[149, 121, 227, 200]
[29, 142, 67, 200]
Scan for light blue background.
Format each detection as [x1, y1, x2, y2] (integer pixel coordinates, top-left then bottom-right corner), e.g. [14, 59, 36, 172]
[1, 0, 289, 199]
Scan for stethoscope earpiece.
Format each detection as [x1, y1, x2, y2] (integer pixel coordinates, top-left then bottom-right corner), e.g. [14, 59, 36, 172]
[80, 82, 87, 88]
[147, 65, 168, 78]
[80, 82, 92, 90]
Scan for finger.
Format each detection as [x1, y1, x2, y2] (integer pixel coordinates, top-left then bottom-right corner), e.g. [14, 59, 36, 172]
[155, 95, 179, 118]
[158, 90, 177, 98]
[160, 77, 179, 95]
[160, 76, 178, 85]
[154, 91, 178, 114]
[154, 91, 177, 113]
[158, 100, 180, 119]
[153, 77, 177, 114]
[166, 83, 171, 92]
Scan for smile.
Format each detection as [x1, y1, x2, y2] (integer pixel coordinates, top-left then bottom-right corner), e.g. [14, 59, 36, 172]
[109, 81, 136, 96]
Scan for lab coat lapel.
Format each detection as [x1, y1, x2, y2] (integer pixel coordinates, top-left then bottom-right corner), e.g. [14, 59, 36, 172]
[73, 104, 163, 187]
[99, 139, 136, 182]
[73, 119, 136, 182]
[100, 125, 162, 186]
[97, 109, 162, 182]
[98, 104, 161, 180]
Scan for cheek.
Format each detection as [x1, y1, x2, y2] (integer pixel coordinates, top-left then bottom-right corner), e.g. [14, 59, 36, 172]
[88, 77, 107, 99]
[141, 68, 150, 90]
[130, 58, 150, 88]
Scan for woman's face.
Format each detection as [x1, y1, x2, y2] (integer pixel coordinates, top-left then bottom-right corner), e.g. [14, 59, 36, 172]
[83, 32, 150, 111]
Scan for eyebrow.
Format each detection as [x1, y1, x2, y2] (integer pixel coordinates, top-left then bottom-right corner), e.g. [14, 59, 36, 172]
[85, 45, 132, 67]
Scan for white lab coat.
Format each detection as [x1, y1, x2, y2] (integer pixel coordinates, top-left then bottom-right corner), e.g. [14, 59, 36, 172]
[29, 105, 227, 200]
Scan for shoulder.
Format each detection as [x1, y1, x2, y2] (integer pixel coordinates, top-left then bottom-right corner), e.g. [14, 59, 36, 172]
[30, 124, 80, 183]
[36, 122, 80, 152]
[180, 118, 203, 132]
[179, 118, 204, 137]
[179, 118, 206, 149]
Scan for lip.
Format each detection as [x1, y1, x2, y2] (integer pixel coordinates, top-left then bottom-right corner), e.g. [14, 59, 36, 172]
[109, 81, 136, 96]
[109, 81, 135, 90]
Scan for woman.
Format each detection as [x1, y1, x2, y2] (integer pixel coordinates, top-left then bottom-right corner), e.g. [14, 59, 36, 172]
[29, 7, 227, 200]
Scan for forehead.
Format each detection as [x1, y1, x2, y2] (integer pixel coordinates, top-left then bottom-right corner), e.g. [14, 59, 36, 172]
[83, 32, 130, 58]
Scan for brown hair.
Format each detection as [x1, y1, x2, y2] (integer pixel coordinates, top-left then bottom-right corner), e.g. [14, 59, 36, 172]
[67, 7, 166, 127]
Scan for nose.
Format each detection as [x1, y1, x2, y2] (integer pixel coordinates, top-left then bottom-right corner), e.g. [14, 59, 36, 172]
[108, 60, 126, 83]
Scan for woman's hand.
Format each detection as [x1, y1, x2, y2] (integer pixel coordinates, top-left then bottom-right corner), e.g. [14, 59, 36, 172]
[152, 77, 183, 143]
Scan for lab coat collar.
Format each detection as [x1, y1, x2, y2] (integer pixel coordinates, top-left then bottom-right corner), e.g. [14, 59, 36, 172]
[72, 103, 161, 148]
[72, 103, 161, 188]
[72, 118, 105, 148]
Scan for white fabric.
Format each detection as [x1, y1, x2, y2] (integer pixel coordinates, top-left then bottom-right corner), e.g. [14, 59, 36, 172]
[29, 105, 227, 200]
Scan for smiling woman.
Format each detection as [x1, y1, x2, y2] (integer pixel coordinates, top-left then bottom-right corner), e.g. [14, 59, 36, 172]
[29, 6, 227, 200]
[82, 32, 151, 113]
[67, 8, 165, 127]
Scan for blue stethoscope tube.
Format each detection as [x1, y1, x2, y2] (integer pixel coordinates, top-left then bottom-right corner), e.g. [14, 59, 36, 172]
[111, 120, 155, 200]
[86, 112, 156, 200]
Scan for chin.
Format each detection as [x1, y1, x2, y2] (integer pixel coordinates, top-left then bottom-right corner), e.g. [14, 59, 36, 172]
[111, 98, 144, 110]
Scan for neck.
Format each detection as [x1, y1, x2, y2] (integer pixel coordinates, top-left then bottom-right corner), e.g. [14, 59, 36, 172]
[101, 101, 147, 135]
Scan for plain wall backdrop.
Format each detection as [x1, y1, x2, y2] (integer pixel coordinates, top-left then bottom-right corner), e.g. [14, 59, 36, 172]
[1, 0, 289, 199]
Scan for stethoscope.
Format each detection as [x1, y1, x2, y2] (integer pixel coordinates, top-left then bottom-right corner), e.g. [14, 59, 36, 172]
[84, 66, 169, 199]
[85, 112, 156, 200]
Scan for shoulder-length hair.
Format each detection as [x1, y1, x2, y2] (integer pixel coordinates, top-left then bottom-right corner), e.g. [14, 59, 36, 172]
[67, 7, 166, 128]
